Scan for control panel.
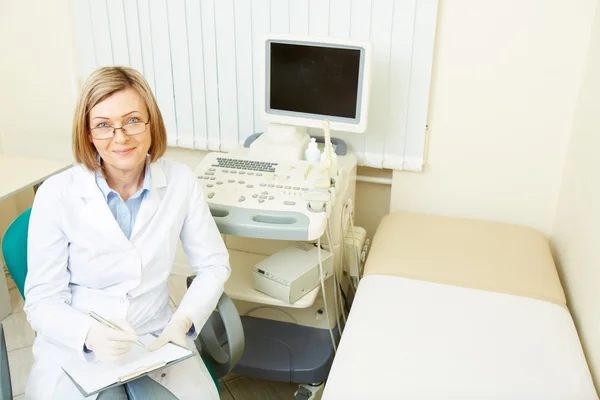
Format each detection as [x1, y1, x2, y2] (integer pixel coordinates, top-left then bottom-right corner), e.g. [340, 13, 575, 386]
[194, 152, 330, 241]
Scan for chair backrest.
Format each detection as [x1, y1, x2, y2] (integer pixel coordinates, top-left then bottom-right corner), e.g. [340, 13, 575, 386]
[1, 208, 31, 300]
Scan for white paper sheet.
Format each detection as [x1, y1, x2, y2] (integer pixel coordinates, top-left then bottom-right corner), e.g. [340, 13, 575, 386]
[61, 334, 193, 395]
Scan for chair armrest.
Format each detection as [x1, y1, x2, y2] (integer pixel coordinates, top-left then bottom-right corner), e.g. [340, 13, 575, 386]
[186, 276, 245, 378]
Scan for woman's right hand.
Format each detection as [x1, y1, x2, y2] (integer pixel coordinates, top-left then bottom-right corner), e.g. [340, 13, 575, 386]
[84, 319, 139, 362]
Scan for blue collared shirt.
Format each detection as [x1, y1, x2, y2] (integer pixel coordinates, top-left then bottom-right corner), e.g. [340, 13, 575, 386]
[95, 164, 151, 240]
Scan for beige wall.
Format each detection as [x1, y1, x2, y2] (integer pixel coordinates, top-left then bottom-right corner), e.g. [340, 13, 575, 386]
[0, 0, 78, 162]
[551, 0, 600, 388]
[392, 0, 596, 235]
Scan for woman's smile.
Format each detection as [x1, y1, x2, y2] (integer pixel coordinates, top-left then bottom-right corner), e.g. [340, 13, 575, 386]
[113, 147, 135, 155]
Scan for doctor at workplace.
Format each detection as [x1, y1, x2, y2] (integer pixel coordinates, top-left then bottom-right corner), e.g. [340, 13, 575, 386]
[23, 66, 230, 399]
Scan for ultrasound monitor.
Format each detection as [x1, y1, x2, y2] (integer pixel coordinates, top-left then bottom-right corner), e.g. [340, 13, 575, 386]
[263, 36, 371, 133]
[250, 35, 372, 161]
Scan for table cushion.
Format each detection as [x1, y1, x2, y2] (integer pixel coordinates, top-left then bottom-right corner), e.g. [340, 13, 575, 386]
[364, 212, 566, 307]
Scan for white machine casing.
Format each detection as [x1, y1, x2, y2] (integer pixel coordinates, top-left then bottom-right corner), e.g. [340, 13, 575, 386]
[197, 32, 368, 331]
[344, 226, 368, 282]
[226, 146, 357, 331]
[252, 243, 333, 304]
[248, 124, 311, 163]
[194, 151, 332, 241]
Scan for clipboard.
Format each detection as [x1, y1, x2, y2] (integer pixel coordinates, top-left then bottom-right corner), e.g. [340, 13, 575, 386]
[61, 335, 195, 397]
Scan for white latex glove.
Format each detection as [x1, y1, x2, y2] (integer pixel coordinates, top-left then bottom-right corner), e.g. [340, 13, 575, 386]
[148, 312, 193, 351]
[84, 319, 139, 362]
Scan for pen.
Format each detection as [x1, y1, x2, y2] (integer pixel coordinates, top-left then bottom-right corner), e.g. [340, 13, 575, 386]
[89, 311, 145, 348]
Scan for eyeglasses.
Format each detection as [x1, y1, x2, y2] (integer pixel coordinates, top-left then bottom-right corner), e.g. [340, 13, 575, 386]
[90, 120, 150, 140]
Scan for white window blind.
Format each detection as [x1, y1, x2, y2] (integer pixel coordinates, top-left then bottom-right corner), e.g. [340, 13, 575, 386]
[72, 0, 438, 171]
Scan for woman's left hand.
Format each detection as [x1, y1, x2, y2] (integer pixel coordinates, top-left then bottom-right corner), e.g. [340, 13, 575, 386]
[148, 312, 193, 351]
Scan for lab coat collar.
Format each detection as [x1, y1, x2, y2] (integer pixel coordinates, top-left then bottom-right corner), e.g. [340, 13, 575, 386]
[72, 157, 168, 245]
[95, 156, 153, 201]
[73, 156, 167, 198]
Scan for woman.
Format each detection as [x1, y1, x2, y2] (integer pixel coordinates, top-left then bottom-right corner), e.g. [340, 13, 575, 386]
[23, 66, 230, 399]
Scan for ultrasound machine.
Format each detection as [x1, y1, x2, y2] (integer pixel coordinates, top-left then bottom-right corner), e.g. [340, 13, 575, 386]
[194, 34, 372, 399]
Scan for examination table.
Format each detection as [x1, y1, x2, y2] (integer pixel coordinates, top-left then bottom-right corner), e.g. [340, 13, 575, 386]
[323, 212, 598, 399]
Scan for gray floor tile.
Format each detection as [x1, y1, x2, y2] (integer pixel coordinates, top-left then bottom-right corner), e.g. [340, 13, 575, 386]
[219, 381, 234, 400]
[9, 288, 24, 314]
[2, 312, 35, 351]
[222, 371, 240, 382]
[225, 376, 298, 400]
[7, 346, 33, 396]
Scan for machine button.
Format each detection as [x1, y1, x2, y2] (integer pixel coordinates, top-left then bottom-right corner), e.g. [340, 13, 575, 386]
[205, 172, 214, 175]
[259, 183, 266, 187]
[258, 199, 265, 203]
[285, 186, 291, 189]
[216, 181, 223, 185]
[207, 184, 214, 188]
[230, 171, 237, 174]
[302, 188, 308, 191]
[210, 177, 216, 180]
[269, 196, 274, 200]
[247, 184, 254, 188]
[209, 168, 216, 171]
[276, 185, 283, 188]
[222, 169, 229, 173]
[248, 172, 254, 175]
[293, 187, 300, 190]
[208, 193, 215, 199]
[262, 191, 268, 195]
[256, 173, 263, 176]
[229, 179, 235, 183]
[284, 201, 296, 206]
[239, 196, 246, 202]
[239, 171, 246, 175]
[252, 194, 258, 198]
[259, 195, 267, 199]
[238, 180, 245, 184]
[203, 176, 210, 180]
[268, 184, 274, 188]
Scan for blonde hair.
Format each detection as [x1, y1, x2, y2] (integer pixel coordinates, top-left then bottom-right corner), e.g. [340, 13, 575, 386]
[72, 66, 167, 172]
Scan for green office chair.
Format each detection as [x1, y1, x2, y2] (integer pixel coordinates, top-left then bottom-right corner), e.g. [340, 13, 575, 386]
[1, 208, 244, 398]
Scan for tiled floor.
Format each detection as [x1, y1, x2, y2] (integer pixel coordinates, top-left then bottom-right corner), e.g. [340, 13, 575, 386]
[1, 274, 300, 399]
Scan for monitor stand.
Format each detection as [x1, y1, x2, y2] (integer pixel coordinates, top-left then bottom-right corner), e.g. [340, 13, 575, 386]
[248, 123, 310, 162]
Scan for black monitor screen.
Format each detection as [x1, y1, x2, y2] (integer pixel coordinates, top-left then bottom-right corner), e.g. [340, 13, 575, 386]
[269, 42, 361, 119]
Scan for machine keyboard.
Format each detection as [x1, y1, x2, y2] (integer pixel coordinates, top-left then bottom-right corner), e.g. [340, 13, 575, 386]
[195, 152, 328, 241]
[213, 157, 277, 173]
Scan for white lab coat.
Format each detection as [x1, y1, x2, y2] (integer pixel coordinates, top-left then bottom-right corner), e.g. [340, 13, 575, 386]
[23, 159, 230, 399]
